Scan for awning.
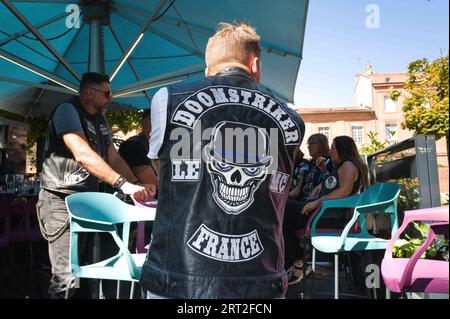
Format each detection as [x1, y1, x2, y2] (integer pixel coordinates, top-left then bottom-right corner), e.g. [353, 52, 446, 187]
[0, 0, 309, 117]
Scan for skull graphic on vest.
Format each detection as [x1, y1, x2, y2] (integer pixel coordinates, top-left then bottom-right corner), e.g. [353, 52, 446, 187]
[204, 121, 273, 214]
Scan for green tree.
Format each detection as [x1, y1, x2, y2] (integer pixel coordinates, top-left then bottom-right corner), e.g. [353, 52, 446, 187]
[390, 55, 449, 164]
[361, 130, 391, 155]
[105, 109, 142, 135]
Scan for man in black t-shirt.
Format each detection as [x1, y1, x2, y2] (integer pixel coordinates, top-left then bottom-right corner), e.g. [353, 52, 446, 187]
[119, 109, 158, 186]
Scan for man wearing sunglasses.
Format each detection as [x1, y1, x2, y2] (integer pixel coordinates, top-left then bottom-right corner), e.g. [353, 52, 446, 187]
[38, 72, 155, 298]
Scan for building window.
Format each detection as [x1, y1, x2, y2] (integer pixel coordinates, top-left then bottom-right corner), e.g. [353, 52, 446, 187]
[318, 127, 330, 140]
[352, 126, 363, 144]
[384, 96, 396, 112]
[385, 124, 398, 142]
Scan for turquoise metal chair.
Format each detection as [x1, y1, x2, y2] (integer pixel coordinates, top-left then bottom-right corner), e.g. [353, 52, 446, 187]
[65, 192, 156, 299]
[310, 182, 401, 299]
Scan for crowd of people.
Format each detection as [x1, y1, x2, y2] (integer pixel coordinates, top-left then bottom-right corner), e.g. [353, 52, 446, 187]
[36, 20, 369, 299]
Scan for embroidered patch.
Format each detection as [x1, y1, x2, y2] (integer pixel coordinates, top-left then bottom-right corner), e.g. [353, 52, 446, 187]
[187, 224, 264, 262]
[171, 159, 201, 181]
[204, 121, 272, 215]
[268, 171, 290, 194]
[170, 85, 301, 145]
[99, 124, 109, 136]
[62, 166, 90, 185]
[85, 120, 96, 135]
[324, 176, 337, 190]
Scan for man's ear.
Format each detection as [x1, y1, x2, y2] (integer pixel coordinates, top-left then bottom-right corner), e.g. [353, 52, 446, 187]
[204, 67, 209, 77]
[80, 87, 90, 98]
[250, 56, 261, 84]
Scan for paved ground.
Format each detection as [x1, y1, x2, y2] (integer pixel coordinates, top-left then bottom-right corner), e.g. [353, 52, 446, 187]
[1, 241, 391, 299]
[286, 250, 391, 299]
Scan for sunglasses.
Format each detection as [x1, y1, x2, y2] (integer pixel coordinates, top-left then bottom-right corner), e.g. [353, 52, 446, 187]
[89, 87, 112, 98]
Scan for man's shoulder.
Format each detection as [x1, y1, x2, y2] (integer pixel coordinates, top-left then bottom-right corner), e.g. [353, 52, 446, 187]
[169, 77, 211, 94]
[120, 135, 139, 146]
[55, 99, 76, 111]
[52, 100, 79, 121]
[52, 97, 79, 118]
[119, 134, 145, 150]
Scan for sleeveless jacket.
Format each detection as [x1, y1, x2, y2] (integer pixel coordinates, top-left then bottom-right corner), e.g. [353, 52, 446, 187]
[140, 68, 305, 298]
[41, 97, 110, 194]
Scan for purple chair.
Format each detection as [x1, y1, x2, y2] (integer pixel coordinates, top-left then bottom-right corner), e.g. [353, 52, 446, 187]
[0, 194, 14, 250]
[8, 195, 42, 297]
[10, 195, 42, 242]
[381, 206, 449, 297]
[0, 193, 19, 297]
[130, 197, 157, 253]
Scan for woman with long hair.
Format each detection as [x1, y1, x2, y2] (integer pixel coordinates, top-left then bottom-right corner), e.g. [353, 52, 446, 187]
[301, 135, 368, 215]
[285, 135, 368, 285]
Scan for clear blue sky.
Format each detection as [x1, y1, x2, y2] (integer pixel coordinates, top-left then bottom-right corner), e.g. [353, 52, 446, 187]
[294, 0, 449, 107]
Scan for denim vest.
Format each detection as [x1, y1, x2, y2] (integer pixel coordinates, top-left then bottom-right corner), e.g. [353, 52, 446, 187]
[140, 68, 305, 298]
[41, 97, 110, 194]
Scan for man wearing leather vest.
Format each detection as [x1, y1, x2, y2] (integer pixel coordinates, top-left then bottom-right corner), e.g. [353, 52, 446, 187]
[38, 72, 155, 298]
[140, 22, 305, 299]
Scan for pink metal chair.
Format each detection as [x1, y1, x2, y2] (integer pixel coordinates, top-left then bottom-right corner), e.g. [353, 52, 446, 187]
[381, 206, 449, 297]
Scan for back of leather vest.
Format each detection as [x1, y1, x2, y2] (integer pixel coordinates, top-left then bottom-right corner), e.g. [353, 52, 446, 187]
[141, 70, 305, 298]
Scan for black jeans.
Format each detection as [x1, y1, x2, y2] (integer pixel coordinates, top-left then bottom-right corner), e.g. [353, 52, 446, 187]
[283, 199, 310, 267]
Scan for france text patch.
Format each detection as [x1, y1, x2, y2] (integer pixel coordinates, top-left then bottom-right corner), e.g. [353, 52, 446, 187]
[187, 224, 264, 262]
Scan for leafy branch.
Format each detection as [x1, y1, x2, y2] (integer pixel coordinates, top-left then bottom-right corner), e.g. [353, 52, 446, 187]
[105, 109, 142, 135]
[390, 55, 449, 140]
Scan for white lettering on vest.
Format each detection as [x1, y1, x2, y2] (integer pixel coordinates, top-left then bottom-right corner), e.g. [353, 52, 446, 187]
[171, 86, 301, 145]
[268, 171, 290, 194]
[210, 88, 229, 103]
[187, 224, 264, 262]
[197, 92, 214, 106]
[171, 160, 201, 181]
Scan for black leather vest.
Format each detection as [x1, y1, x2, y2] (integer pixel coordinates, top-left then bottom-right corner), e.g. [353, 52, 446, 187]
[140, 68, 305, 298]
[322, 160, 361, 196]
[41, 97, 110, 194]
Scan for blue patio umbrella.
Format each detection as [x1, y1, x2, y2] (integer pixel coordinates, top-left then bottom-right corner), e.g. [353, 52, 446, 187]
[0, 0, 309, 117]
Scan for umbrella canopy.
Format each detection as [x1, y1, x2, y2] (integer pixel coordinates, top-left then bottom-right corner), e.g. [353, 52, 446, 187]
[0, 0, 308, 117]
